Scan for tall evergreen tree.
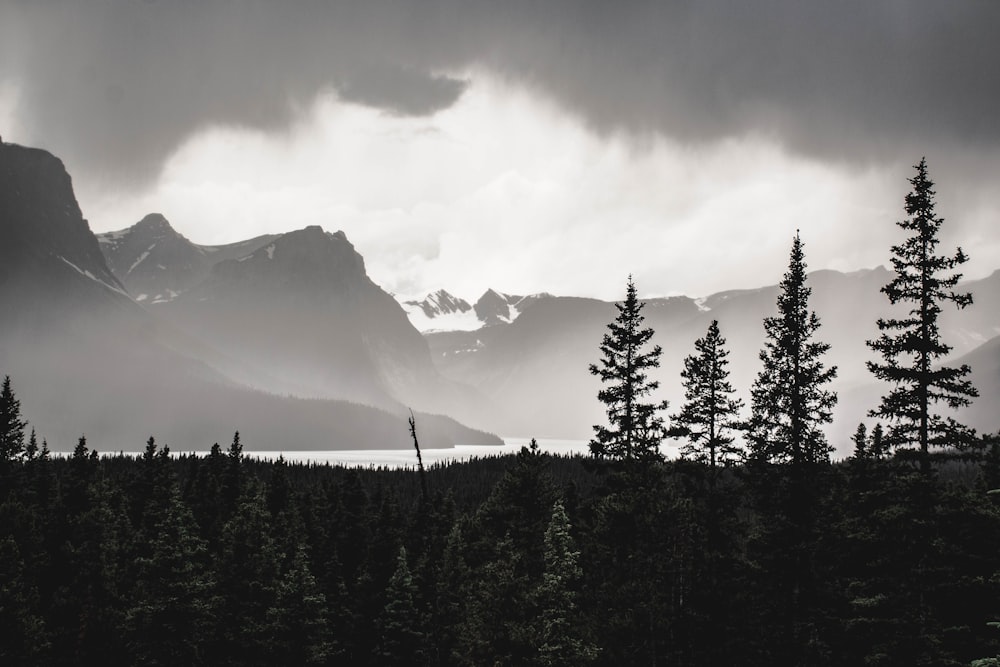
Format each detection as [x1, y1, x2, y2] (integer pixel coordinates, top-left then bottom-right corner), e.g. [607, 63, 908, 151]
[589, 276, 668, 462]
[867, 158, 978, 474]
[125, 483, 215, 667]
[269, 544, 334, 666]
[668, 319, 744, 470]
[0, 375, 26, 464]
[535, 500, 598, 667]
[748, 232, 837, 467]
[375, 546, 426, 666]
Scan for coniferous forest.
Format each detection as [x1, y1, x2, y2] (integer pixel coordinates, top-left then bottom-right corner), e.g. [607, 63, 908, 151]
[3, 161, 1000, 667]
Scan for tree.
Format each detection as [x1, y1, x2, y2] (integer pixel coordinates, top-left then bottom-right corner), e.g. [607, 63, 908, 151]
[668, 320, 744, 471]
[0, 375, 26, 463]
[125, 483, 215, 666]
[867, 158, 978, 475]
[535, 500, 598, 667]
[375, 546, 426, 666]
[589, 276, 668, 462]
[748, 232, 837, 467]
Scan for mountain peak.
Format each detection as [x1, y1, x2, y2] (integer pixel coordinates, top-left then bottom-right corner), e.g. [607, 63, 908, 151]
[203, 225, 370, 296]
[134, 212, 174, 233]
[474, 289, 523, 326]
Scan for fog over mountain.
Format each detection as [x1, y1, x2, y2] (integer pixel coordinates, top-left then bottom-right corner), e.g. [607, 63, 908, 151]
[0, 140, 500, 451]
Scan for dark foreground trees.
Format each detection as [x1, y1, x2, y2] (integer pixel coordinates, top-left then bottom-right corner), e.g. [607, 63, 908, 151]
[868, 157, 978, 474]
[0, 364, 999, 666]
[589, 276, 668, 462]
[669, 319, 744, 472]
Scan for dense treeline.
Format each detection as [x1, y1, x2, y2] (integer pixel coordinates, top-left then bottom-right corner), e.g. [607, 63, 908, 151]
[2, 419, 1000, 666]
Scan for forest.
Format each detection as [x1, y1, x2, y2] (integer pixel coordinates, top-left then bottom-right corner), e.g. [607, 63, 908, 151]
[2, 162, 999, 666]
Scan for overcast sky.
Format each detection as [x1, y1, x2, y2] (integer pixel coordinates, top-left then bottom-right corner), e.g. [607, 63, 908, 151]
[2, 1, 998, 301]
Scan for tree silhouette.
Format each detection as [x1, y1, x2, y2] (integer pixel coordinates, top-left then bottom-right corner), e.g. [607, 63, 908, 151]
[589, 276, 668, 462]
[748, 232, 837, 467]
[0, 375, 26, 464]
[668, 319, 744, 471]
[867, 158, 978, 474]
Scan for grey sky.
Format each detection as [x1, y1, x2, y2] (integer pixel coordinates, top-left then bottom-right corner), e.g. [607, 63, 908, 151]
[2, 0, 998, 299]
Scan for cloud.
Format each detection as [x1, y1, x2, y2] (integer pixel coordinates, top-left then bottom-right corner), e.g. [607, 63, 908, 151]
[338, 63, 468, 116]
[82, 80, 950, 302]
[3, 1, 999, 188]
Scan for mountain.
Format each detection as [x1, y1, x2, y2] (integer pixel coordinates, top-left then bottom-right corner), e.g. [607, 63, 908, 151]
[422, 266, 1000, 455]
[937, 334, 1000, 437]
[402, 289, 479, 332]
[474, 289, 523, 326]
[149, 225, 500, 430]
[0, 140, 500, 451]
[401, 287, 549, 333]
[97, 213, 277, 303]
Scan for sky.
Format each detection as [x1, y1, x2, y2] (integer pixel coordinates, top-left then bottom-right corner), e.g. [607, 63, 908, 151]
[1, 1, 998, 301]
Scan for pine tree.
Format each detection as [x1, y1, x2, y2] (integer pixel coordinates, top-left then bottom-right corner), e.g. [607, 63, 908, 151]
[590, 276, 668, 462]
[214, 486, 282, 665]
[375, 546, 426, 666]
[748, 232, 837, 467]
[668, 320, 744, 470]
[125, 483, 215, 666]
[269, 544, 334, 666]
[0, 375, 26, 463]
[867, 158, 978, 474]
[535, 500, 598, 667]
[853, 423, 869, 460]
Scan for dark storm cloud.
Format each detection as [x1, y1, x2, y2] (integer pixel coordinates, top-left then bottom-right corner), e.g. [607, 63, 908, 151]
[3, 0, 998, 185]
[338, 63, 467, 117]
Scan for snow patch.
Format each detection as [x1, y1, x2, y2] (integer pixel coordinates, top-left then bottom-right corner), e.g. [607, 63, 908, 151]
[127, 250, 151, 275]
[265, 244, 276, 260]
[694, 297, 711, 312]
[136, 293, 148, 302]
[58, 256, 129, 298]
[151, 289, 180, 304]
[237, 254, 252, 262]
[404, 307, 484, 333]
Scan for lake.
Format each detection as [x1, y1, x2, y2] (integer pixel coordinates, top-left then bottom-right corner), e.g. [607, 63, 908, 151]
[87, 437, 682, 468]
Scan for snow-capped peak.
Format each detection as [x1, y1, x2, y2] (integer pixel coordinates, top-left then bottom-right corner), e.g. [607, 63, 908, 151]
[402, 290, 480, 333]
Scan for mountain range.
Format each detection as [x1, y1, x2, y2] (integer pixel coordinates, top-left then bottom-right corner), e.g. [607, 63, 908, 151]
[0, 140, 499, 451]
[3, 138, 997, 457]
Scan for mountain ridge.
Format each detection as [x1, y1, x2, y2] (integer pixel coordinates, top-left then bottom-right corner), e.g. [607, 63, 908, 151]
[1, 142, 501, 451]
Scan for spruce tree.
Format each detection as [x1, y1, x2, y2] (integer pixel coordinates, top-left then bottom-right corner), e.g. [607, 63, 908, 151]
[125, 483, 215, 666]
[0, 375, 26, 463]
[375, 546, 426, 666]
[668, 319, 744, 470]
[590, 276, 668, 462]
[535, 500, 598, 667]
[867, 158, 977, 474]
[748, 232, 837, 467]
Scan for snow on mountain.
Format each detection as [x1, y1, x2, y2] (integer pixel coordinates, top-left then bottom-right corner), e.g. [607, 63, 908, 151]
[400, 288, 550, 332]
[402, 290, 480, 333]
[97, 214, 277, 302]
